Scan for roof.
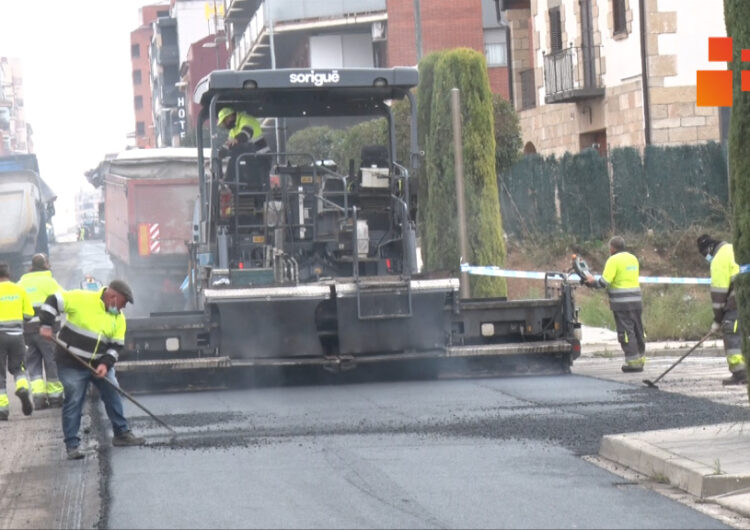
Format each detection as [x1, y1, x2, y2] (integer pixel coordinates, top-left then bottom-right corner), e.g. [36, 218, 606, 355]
[114, 147, 210, 161]
[193, 67, 418, 118]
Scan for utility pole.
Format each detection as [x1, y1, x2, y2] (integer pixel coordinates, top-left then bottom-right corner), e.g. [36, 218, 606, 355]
[413, 0, 423, 62]
[267, 0, 281, 162]
[451, 88, 471, 299]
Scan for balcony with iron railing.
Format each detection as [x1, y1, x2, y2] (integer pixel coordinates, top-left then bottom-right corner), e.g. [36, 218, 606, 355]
[227, 0, 387, 70]
[543, 45, 604, 104]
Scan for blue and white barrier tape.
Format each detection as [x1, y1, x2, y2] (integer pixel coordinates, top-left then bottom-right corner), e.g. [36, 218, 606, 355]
[459, 264, 712, 285]
[741, 264, 750, 275]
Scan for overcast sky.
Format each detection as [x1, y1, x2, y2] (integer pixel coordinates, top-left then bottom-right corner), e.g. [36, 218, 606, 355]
[0, 0, 168, 231]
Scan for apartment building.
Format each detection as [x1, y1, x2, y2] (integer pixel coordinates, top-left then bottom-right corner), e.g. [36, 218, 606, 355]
[504, 0, 727, 156]
[223, 0, 512, 97]
[0, 57, 32, 155]
[131, 4, 170, 148]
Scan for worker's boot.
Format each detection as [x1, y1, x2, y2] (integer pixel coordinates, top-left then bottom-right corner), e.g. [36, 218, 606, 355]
[722, 371, 748, 386]
[112, 431, 146, 447]
[66, 447, 85, 460]
[33, 395, 49, 410]
[621, 356, 646, 373]
[15, 388, 33, 416]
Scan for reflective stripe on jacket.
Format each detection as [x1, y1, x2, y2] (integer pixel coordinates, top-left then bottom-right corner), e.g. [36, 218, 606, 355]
[0, 281, 33, 333]
[39, 288, 126, 367]
[229, 112, 262, 142]
[598, 251, 642, 311]
[18, 270, 63, 326]
[710, 242, 739, 322]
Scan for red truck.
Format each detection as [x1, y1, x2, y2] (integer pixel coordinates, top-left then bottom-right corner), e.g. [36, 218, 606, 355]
[100, 148, 205, 315]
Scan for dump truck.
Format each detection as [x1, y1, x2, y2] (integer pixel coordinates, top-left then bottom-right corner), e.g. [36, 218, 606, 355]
[89, 148, 206, 314]
[0, 154, 56, 279]
[118, 67, 580, 380]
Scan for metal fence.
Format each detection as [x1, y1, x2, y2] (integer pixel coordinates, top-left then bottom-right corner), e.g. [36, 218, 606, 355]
[499, 142, 729, 240]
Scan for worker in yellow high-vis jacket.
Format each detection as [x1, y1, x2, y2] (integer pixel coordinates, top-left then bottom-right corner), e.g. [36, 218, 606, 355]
[0, 261, 34, 420]
[18, 254, 65, 409]
[584, 236, 647, 373]
[697, 234, 747, 386]
[39, 279, 145, 460]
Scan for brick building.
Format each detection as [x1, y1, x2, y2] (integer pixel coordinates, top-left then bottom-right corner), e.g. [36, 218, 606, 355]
[223, 0, 512, 98]
[130, 4, 170, 148]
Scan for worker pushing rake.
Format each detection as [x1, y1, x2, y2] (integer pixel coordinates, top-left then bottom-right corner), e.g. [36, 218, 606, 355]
[38, 279, 175, 460]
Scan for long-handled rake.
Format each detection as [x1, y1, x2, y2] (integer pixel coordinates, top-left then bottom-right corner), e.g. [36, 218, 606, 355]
[52, 336, 177, 436]
[642, 331, 714, 389]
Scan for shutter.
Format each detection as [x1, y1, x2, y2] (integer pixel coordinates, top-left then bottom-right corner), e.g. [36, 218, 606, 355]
[549, 8, 562, 52]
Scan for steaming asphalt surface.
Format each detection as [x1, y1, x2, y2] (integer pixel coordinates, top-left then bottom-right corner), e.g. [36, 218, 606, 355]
[99, 373, 747, 529]
[47, 242, 740, 527]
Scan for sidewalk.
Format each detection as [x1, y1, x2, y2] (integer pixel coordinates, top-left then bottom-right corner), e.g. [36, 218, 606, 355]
[0, 379, 100, 529]
[577, 326, 750, 524]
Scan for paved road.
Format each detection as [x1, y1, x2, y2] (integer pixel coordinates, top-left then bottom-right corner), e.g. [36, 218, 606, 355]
[99, 373, 749, 529]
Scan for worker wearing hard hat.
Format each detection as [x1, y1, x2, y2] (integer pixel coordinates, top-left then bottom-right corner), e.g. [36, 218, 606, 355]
[18, 253, 65, 409]
[216, 107, 268, 157]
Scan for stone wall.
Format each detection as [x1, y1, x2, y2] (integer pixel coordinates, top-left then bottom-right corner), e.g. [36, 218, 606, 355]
[644, 0, 720, 145]
[513, 0, 721, 156]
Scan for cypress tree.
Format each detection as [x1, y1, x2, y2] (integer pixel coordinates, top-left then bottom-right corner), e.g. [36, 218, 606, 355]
[423, 48, 507, 297]
[416, 52, 441, 263]
[725, 0, 750, 390]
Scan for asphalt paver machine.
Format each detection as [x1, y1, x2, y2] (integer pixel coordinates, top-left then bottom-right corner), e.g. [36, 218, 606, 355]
[120, 67, 580, 381]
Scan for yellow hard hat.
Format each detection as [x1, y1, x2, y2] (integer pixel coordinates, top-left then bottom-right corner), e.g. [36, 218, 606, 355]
[217, 107, 235, 125]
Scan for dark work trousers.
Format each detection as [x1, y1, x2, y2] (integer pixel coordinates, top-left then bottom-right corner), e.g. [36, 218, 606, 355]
[612, 309, 646, 362]
[25, 333, 62, 402]
[0, 331, 28, 415]
[721, 309, 745, 375]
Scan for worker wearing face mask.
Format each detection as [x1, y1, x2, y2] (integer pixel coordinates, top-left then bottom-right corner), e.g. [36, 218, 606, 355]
[38, 279, 146, 459]
[697, 234, 746, 386]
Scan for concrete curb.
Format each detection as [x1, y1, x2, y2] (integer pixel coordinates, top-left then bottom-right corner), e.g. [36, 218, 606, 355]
[600, 425, 750, 501]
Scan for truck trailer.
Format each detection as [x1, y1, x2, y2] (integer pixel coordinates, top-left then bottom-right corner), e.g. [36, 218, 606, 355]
[94, 148, 206, 315]
[117, 67, 580, 380]
[0, 154, 56, 279]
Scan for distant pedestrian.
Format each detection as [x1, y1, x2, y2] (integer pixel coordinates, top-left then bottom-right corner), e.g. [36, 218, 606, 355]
[584, 236, 647, 372]
[0, 261, 34, 420]
[39, 279, 145, 459]
[696, 234, 746, 386]
[18, 253, 65, 409]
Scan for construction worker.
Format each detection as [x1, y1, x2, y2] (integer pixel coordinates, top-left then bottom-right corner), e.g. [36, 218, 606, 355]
[584, 236, 647, 372]
[18, 253, 65, 409]
[39, 279, 145, 459]
[0, 261, 34, 420]
[696, 234, 747, 386]
[216, 106, 268, 158]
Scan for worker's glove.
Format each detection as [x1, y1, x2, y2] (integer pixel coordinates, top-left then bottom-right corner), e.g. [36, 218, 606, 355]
[710, 321, 722, 335]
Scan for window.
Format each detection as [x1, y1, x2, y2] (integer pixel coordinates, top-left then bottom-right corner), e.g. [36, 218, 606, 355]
[520, 69, 536, 110]
[549, 7, 562, 52]
[613, 0, 627, 35]
[134, 96, 143, 110]
[484, 28, 507, 67]
[131, 43, 140, 58]
[136, 121, 145, 135]
[157, 9, 169, 17]
[132, 70, 142, 85]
